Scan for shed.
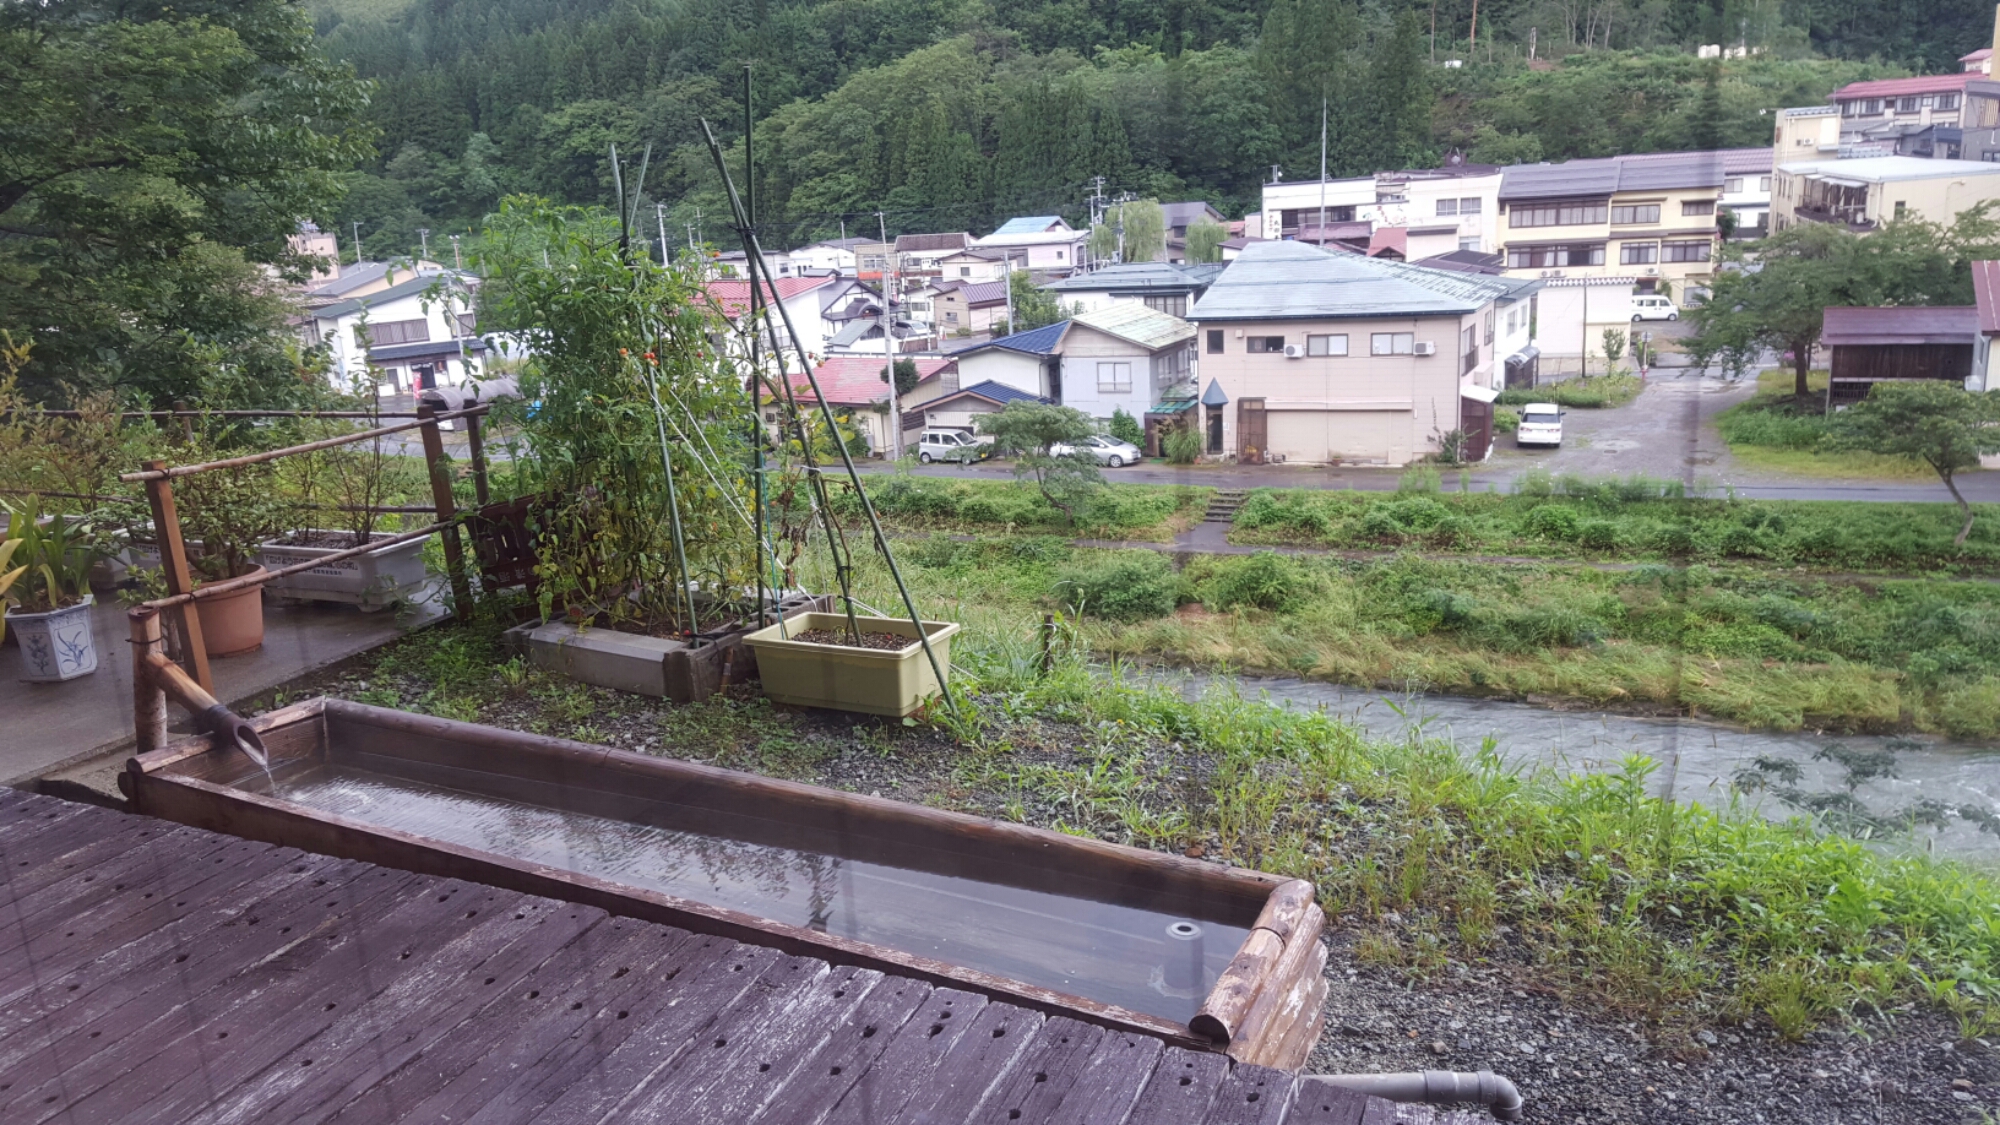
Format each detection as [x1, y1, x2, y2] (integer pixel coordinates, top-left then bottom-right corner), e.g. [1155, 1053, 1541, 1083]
[1822, 306, 1980, 402]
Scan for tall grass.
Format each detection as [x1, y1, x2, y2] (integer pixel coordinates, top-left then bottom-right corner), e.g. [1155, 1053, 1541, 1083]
[1494, 373, 1643, 409]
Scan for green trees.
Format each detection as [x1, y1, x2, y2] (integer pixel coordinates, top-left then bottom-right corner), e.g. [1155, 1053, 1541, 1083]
[978, 402, 1103, 525]
[1829, 384, 2000, 547]
[995, 272, 1067, 337]
[1185, 217, 1229, 263]
[1091, 200, 1167, 264]
[0, 0, 372, 403]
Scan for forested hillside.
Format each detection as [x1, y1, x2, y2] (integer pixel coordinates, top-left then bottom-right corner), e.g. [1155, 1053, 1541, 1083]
[308, 0, 1987, 257]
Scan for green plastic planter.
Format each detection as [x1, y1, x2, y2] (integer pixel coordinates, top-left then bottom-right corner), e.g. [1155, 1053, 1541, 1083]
[742, 612, 960, 717]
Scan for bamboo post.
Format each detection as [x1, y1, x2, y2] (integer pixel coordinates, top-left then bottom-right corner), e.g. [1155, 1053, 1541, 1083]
[1041, 613, 1055, 676]
[130, 608, 168, 753]
[466, 412, 492, 507]
[418, 407, 473, 610]
[142, 459, 211, 693]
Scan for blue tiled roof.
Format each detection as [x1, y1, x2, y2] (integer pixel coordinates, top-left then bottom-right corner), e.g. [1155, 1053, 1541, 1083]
[949, 321, 1071, 357]
[991, 216, 1064, 235]
[958, 379, 1043, 405]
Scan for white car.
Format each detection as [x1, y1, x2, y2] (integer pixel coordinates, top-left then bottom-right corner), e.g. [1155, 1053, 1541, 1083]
[1049, 435, 1142, 467]
[916, 429, 990, 464]
[1631, 295, 1680, 322]
[1515, 403, 1563, 448]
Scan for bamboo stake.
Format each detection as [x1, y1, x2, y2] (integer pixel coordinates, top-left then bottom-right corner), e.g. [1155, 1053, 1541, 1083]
[130, 608, 168, 754]
[700, 118, 956, 712]
[141, 459, 211, 693]
[119, 405, 488, 483]
[466, 412, 492, 507]
[418, 407, 473, 610]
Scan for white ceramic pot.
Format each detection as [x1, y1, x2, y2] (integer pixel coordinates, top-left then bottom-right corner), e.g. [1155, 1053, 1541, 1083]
[7, 595, 98, 682]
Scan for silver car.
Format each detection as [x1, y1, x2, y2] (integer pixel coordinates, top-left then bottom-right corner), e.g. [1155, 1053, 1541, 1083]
[1050, 435, 1142, 467]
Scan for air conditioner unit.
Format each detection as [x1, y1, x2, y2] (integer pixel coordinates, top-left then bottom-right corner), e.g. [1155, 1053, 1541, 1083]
[1643, 267, 1660, 276]
[1282, 344, 1306, 359]
[1412, 341, 1438, 356]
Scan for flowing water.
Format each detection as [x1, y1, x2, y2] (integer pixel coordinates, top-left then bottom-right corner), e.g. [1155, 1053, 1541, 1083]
[232, 760, 1247, 1023]
[1163, 671, 2000, 862]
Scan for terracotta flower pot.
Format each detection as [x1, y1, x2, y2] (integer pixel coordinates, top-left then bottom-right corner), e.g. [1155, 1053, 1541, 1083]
[196, 567, 266, 657]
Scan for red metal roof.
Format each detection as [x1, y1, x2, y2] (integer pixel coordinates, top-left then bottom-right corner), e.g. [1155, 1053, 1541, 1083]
[1367, 227, 1407, 258]
[1963, 48, 1993, 64]
[706, 276, 836, 320]
[785, 356, 954, 405]
[1832, 73, 1975, 101]
[1821, 305, 1979, 346]
[1973, 261, 2000, 335]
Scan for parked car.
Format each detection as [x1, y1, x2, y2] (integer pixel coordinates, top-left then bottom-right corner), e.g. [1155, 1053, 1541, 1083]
[1515, 403, 1564, 448]
[1631, 295, 1680, 322]
[1049, 435, 1143, 468]
[916, 429, 991, 464]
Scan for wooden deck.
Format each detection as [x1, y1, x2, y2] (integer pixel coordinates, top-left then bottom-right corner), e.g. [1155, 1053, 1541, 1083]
[0, 790, 1461, 1125]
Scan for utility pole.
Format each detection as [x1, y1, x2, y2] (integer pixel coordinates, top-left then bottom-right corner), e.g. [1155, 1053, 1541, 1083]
[1318, 97, 1329, 243]
[876, 210, 902, 460]
[1468, 0, 1479, 54]
[1003, 255, 1015, 336]
[449, 233, 462, 270]
[417, 228, 430, 262]
[351, 221, 364, 265]
[1087, 177, 1109, 268]
[656, 202, 670, 265]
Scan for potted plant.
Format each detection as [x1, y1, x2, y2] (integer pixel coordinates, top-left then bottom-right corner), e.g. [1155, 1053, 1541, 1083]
[2, 497, 103, 681]
[174, 457, 302, 656]
[742, 610, 960, 717]
[260, 432, 427, 610]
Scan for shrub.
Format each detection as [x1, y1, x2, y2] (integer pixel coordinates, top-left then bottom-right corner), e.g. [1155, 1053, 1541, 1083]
[1577, 519, 1622, 551]
[1718, 402, 1832, 451]
[1397, 463, 1442, 494]
[1163, 425, 1203, 464]
[904, 535, 973, 570]
[1493, 408, 1521, 435]
[1411, 587, 1481, 631]
[959, 495, 1005, 524]
[1003, 536, 1072, 565]
[1514, 466, 1554, 497]
[1108, 408, 1144, 446]
[1202, 552, 1315, 613]
[1501, 604, 1602, 648]
[1524, 505, 1581, 541]
[1494, 373, 1641, 409]
[1053, 551, 1178, 621]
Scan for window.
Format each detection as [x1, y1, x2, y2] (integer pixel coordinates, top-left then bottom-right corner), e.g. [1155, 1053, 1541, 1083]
[1895, 201, 1908, 218]
[1055, 249, 1064, 260]
[454, 313, 476, 337]
[1143, 294, 1189, 318]
[1610, 204, 1661, 225]
[1459, 236, 1481, 251]
[1760, 176, 1772, 191]
[960, 266, 971, 277]
[1508, 200, 1609, 228]
[1724, 177, 1744, 194]
[1663, 240, 1711, 263]
[1483, 309, 1495, 345]
[1865, 99, 1884, 115]
[1153, 345, 1193, 381]
[1620, 242, 1659, 265]
[1281, 206, 1356, 230]
[1436, 198, 1458, 216]
[1376, 188, 1407, 204]
[1096, 362, 1132, 393]
[1461, 325, 1479, 374]
[945, 311, 958, 324]
[1246, 336, 1286, 353]
[1206, 329, 1225, 354]
[363, 319, 429, 346]
[299, 321, 322, 347]
[1899, 96, 1921, 113]
[1940, 93, 1963, 111]
[1371, 332, 1415, 356]
[1841, 100, 1860, 117]
[1306, 333, 1348, 356]
[1458, 197, 1483, 215]
[1505, 244, 1606, 269]
[1682, 200, 1716, 217]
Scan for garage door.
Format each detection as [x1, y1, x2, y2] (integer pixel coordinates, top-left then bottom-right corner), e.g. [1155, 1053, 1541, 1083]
[1265, 410, 1411, 465]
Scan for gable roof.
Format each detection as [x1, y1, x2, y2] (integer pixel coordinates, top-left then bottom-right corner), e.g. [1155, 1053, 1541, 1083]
[894, 232, 972, 254]
[1190, 240, 1515, 321]
[949, 320, 1071, 356]
[923, 379, 1046, 411]
[312, 272, 464, 321]
[706, 275, 838, 319]
[991, 216, 1069, 236]
[305, 261, 440, 301]
[955, 280, 1010, 307]
[1822, 305, 1979, 346]
[1070, 304, 1197, 351]
[787, 356, 954, 405]
[1974, 261, 2000, 336]
[1833, 73, 1976, 100]
[1159, 201, 1225, 228]
[1045, 262, 1223, 294]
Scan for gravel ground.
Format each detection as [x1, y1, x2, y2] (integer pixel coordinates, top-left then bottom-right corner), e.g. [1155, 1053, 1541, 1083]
[234, 652, 2000, 1125]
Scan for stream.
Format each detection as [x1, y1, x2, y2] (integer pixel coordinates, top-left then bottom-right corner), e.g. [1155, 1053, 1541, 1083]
[1157, 671, 2000, 862]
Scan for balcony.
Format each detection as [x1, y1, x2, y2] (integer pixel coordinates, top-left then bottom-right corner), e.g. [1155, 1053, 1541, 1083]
[1793, 203, 1877, 232]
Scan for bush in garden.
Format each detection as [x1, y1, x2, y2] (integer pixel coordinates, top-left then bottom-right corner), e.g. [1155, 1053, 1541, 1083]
[1577, 519, 1622, 551]
[958, 495, 1005, 524]
[1052, 551, 1177, 621]
[1524, 505, 1581, 541]
[1202, 551, 1316, 613]
[1108, 408, 1144, 447]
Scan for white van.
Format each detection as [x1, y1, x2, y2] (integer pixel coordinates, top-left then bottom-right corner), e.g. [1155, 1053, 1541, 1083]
[1631, 295, 1680, 322]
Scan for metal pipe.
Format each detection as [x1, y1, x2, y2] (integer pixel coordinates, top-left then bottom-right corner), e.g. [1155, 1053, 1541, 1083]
[1301, 1071, 1523, 1122]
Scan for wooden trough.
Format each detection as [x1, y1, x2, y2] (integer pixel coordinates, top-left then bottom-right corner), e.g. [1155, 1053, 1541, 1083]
[122, 697, 1329, 1069]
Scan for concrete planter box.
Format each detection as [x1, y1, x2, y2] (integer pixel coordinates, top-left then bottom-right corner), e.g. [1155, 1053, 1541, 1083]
[513, 594, 827, 704]
[257, 530, 428, 611]
[743, 611, 960, 717]
[8, 595, 98, 682]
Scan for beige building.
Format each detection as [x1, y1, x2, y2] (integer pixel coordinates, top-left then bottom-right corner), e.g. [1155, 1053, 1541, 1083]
[1497, 150, 1758, 291]
[1771, 156, 2000, 232]
[1188, 241, 1537, 466]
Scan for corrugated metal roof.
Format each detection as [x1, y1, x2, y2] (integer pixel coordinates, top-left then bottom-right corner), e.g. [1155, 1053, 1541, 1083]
[990, 216, 1068, 235]
[894, 232, 972, 253]
[1046, 262, 1219, 293]
[1778, 155, 2000, 183]
[925, 379, 1046, 409]
[707, 276, 837, 319]
[789, 356, 953, 405]
[1974, 261, 2000, 335]
[312, 273, 463, 321]
[1499, 157, 1621, 201]
[1499, 148, 1764, 200]
[1834, 74, 1975, 100]
[366, 337, 488, 363]
[1189, 240, 1511, 322]
[1070, 303, 1196, 351]
[1822, 305, 1979, 346]
[1615, 150, 1726, 191]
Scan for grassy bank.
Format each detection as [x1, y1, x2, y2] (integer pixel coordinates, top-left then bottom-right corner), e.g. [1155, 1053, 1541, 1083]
[1714, 370, 1934, 479]
[1494, 372, 1643, 409]
[1229, 480, 2000, 574]
[305, 579, 2000, 1044]
[895, 536, 2000, 740]
[842, 473, 1211, 541]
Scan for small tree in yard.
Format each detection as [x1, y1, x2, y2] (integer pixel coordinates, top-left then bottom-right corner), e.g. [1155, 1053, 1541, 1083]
[1108, 407, 1144, 446]
[1829, 382, 2000, 547]
[978, 402, 1103, 525]
[880, 358, 920, 396]
[1600, 328, 1628, 378]
[993, 271, 1065, 336]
